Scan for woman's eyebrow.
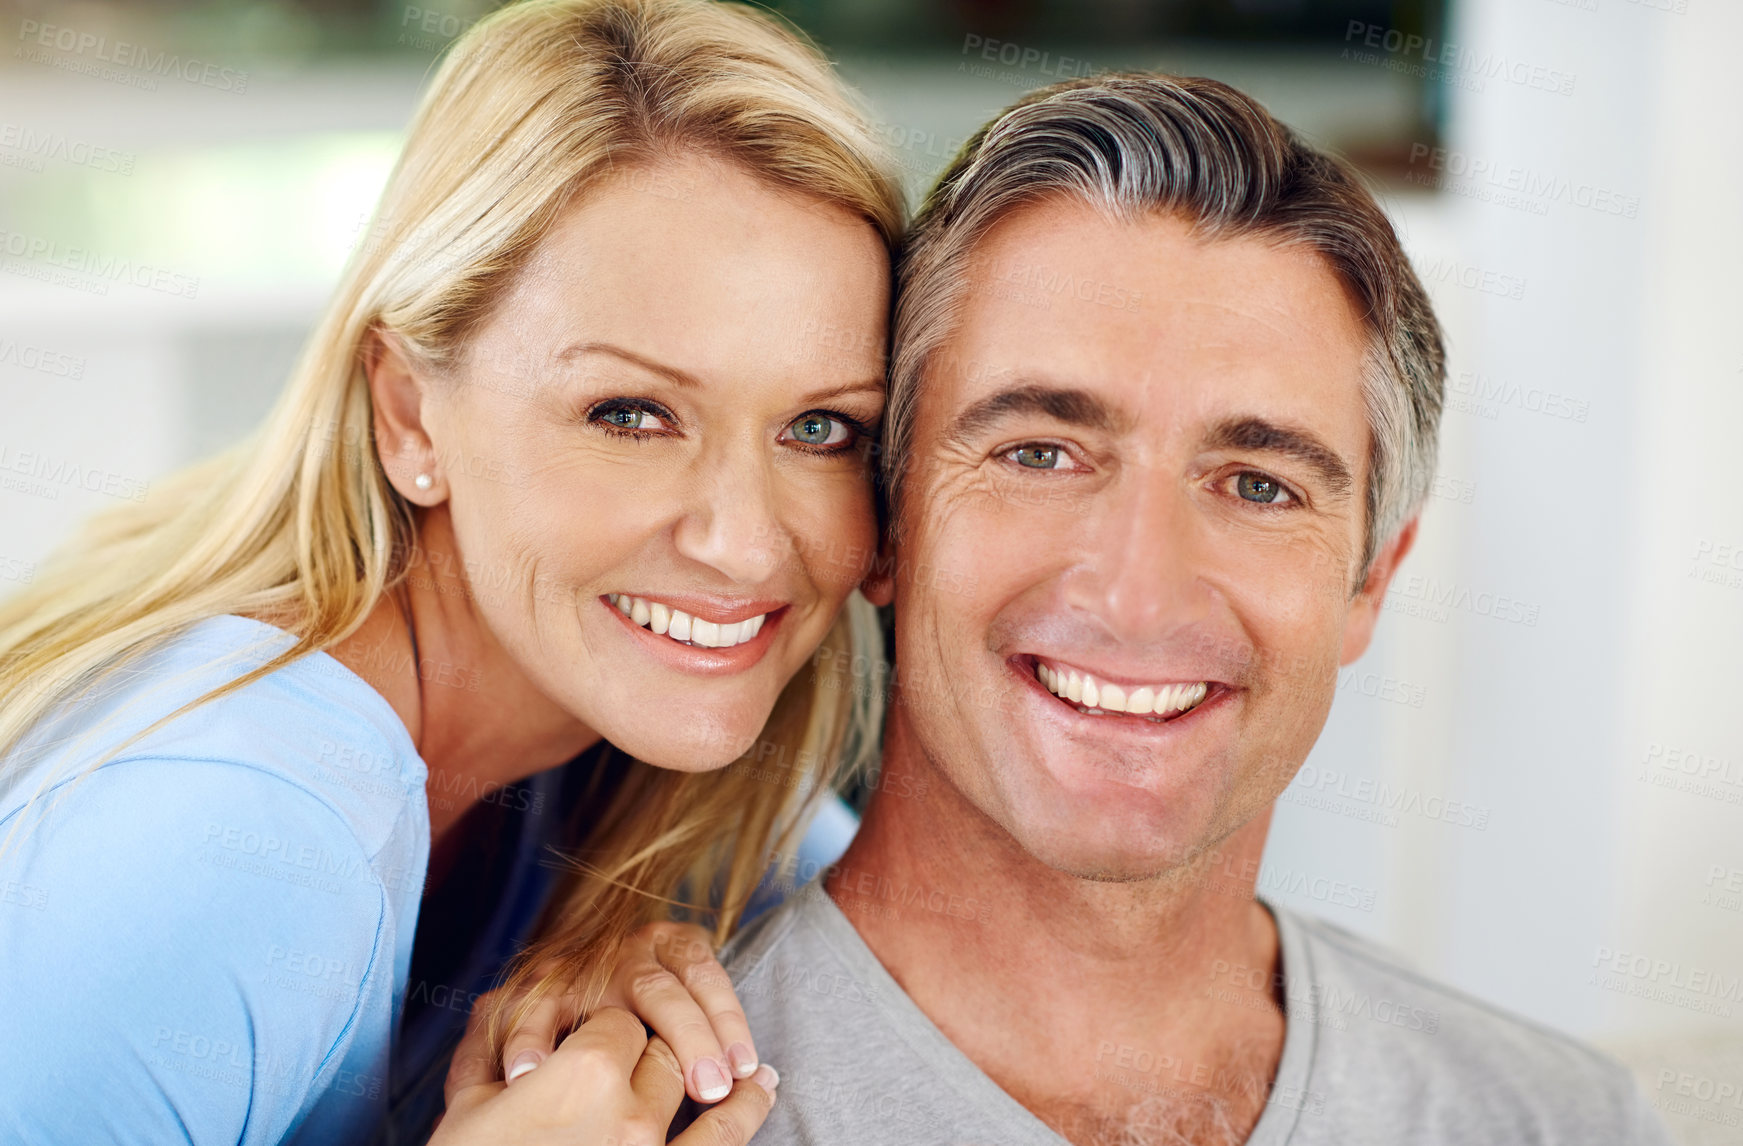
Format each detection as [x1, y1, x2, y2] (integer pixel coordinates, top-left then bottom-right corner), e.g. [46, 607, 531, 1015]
[552, 342, 882, 405]
[555, 340, 700, 388]
[800, 378, 887, 405]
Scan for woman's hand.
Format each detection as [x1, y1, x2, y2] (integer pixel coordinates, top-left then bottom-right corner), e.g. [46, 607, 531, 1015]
[488, 922, 764, 1105]
[434, 1004, 778, 1146]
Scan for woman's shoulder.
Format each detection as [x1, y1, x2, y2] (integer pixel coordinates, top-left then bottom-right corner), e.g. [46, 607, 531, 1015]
[6, 614, 427, 859]
[0, 750, 401, 1144]
[0, 617, 428, 1142]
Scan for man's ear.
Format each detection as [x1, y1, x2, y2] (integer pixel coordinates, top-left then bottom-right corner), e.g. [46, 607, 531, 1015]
[1340, 516, 1419, 665]
[365, 328, 445, 505]
[859, 528, 896, 607]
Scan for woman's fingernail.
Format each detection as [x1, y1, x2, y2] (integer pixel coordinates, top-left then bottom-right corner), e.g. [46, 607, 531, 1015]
[727, 1042, 758, 1078]
[752, 1063, 779, 1091]
[694, 1058, 731, 1101]
[505, 1051, 542, 1082]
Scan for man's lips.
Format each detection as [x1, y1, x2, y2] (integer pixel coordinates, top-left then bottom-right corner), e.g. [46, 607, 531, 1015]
[1017, 653, 1226, 723]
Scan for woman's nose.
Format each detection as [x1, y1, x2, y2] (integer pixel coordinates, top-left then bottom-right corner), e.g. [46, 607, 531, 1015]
[670, 453, 787, 585]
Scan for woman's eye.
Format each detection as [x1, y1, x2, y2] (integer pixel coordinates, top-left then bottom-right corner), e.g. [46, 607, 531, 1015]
[590, 402, 671, 434]
[782, 413, 854, 449]
[1235, 471, 1294, 505]
[1008, 444, 1071, 470]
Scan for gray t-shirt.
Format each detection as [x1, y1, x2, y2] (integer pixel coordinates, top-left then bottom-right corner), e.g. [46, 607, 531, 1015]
[720, 880, 1674, 1145]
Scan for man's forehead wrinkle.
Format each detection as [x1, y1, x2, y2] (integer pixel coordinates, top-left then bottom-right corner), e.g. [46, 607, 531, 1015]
[1148, 294, 1322, 344]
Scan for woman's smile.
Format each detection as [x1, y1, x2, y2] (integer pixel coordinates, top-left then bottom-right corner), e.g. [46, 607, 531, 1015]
[600, 591, 790, 676]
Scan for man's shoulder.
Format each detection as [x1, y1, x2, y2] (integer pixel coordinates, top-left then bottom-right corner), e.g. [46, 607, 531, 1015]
[1280, 907, 1672, 1143]
[723, 880, 895, 1014]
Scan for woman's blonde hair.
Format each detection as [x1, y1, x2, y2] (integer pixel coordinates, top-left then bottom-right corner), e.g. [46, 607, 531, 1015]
[0, 0, 900, 1061]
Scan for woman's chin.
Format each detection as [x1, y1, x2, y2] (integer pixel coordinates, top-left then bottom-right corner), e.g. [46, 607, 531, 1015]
[600, 716, 766, 774]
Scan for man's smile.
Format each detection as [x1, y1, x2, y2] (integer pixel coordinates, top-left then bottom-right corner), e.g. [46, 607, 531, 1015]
[1012, 653, 1231, 727]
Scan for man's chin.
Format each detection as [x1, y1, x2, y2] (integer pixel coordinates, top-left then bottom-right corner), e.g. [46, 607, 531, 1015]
[1007, 829, 1199, 884]
[988, 782, 1220, 885]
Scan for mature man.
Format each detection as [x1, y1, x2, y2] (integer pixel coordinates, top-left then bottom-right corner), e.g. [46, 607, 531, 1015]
[726, 75, 1673, 1145]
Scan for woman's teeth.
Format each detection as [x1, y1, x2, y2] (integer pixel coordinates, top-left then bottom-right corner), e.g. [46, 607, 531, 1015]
[1035, 659, 1209, 719]
[608, 594, 767, 649]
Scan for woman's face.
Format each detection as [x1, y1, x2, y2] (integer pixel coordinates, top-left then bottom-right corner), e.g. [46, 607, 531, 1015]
[404, 155, 889, 768]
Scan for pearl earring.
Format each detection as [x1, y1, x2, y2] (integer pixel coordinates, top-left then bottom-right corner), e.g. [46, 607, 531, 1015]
[414, 473, 433, 491]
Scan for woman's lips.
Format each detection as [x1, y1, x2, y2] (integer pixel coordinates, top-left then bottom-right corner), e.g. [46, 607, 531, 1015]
[600, 594, 786, 675]
[606, 592, 771, 648]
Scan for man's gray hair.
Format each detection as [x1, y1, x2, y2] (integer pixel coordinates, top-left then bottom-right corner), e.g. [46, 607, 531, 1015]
[885, 74, 1446, 580]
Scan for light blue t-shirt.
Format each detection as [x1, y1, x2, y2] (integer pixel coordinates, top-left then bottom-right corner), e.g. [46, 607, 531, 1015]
[0, 614, 860, 1145]
[0, 616, 428, 1144]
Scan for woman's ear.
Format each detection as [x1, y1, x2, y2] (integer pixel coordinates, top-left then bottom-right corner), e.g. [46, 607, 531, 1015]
[365, 328, 446, 505]
[859, 530, 896, 607]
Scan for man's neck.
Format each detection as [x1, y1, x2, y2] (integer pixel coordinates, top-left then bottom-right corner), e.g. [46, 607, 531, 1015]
[827, 719, 1287, 1145]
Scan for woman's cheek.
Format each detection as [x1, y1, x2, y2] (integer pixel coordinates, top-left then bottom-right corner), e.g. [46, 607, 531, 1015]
[795, 487, 879, 602]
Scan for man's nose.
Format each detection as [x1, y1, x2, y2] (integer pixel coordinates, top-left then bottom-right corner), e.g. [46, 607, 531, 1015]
[1065, 475, 1212, 636]
[670, 446, 786, 585]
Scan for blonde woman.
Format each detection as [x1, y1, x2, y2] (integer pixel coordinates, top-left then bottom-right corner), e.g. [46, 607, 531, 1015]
[0, 2, 901, 1143]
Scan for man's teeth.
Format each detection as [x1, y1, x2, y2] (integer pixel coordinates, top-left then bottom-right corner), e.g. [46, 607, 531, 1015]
[1034, 660, 1208, 718]
[608, 594, 766, 648]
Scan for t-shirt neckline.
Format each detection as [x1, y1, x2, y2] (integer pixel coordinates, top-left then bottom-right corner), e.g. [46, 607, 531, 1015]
[789, 880, 1317, 1145]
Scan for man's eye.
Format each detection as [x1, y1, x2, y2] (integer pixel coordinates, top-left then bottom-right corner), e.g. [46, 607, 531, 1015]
[1235, 472, 1294, 505]
[1009, 444, 1067, 470]
[783, 413, 853, 448]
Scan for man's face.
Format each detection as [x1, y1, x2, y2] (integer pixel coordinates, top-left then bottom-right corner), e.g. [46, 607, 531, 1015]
[890, 199, 1415, 881]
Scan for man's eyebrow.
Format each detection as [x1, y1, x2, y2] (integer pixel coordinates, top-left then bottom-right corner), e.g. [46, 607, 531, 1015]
[556, 341, 699, 388]
[1207, 416, 1355, 496]
[945, 383, 1130, 443]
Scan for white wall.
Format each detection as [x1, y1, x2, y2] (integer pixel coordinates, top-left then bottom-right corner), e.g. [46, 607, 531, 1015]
[1256, 5, 1743, 1138]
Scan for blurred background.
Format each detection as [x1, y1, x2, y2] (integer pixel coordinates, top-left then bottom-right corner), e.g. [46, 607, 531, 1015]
[1, 0, 1738, 1139]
